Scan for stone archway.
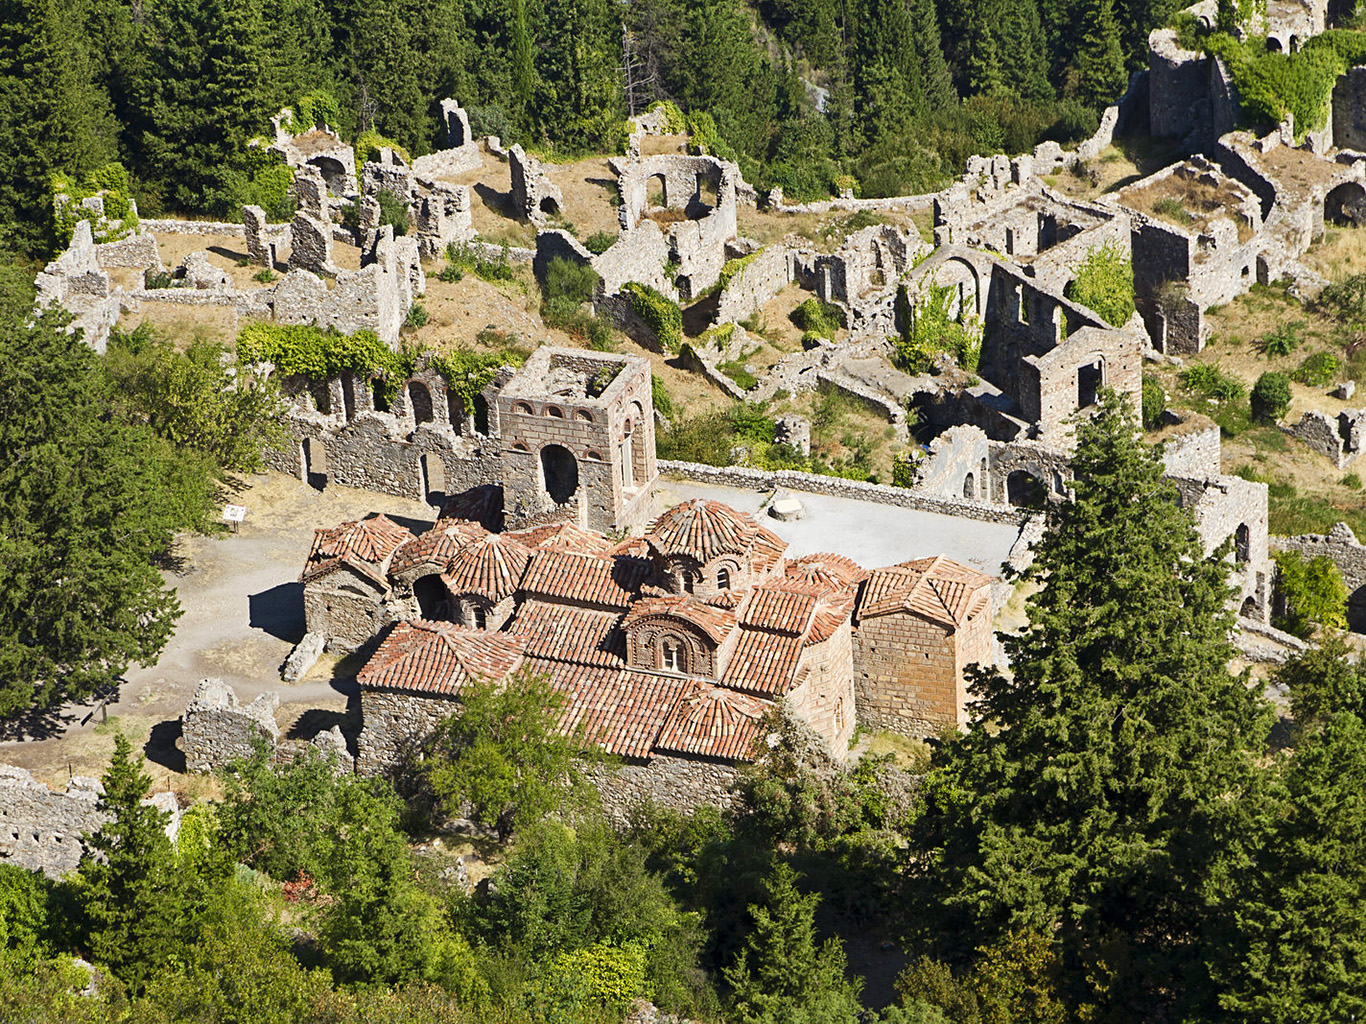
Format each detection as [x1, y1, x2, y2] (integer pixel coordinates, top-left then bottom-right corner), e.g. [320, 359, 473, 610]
[1006, 470, 1047, 509]
[413, 574, 449, 620]
[1325, 182, 1366, 227]
[540, 444, 579, 504]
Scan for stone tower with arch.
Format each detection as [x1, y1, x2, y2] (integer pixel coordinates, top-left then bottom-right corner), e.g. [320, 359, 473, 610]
[496, 347, 657, 534]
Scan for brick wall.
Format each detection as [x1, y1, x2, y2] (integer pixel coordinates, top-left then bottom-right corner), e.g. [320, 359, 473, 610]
[853, 612, 964, 735]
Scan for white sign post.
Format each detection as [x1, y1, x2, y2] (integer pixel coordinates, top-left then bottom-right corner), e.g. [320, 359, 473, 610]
[223, 504, 247, 533]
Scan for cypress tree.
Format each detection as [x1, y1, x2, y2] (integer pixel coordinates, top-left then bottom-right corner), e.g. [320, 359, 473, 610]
[1065, 0, 1128, 109]
[909, 392, 1271, 1019]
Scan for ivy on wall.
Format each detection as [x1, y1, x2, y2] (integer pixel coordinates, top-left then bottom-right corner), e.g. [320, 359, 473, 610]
[50, 163, 139, 244]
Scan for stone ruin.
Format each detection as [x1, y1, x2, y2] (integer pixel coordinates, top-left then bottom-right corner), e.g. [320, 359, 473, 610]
[509, 144, 565, 225]
[268, 109, 359, 197]
[0, 764, 180, 878]
[1288, 407, 1366, 468]
[181, 678, 280, 773]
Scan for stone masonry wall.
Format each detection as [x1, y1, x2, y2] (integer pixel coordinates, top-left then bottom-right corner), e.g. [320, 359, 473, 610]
[853, 612, 963, 736]
[714, 246, 793, 324]
[356, 688, 457, 776]
[181, 678, 280, 773]
[1272, 522, 1366, 630]
[588, 755, 741, 822]
[785, 622, 857, 756]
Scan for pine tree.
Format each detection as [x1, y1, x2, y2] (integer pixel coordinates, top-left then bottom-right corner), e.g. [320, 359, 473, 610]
[910, 392, 1271, 1020]
[1065, 0, 1128, 109]
[723, 862, 864, 1024]
[1213, 638, 1366, 1019]
[77, 734, 184, 993]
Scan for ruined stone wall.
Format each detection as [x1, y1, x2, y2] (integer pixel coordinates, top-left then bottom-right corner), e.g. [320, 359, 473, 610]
[1288, 409, 1366, 469]
[356, 688, 457, 776]
[785, 621, 857, 756]
[987, 440, 1073, 504]
[1023, 324, 1144, 446]
[916, 425, 992, 501]
[1173, 472, 1272, 619]
[1335, 67, 1366, 151]
[714, 246, 793, 323]
[1132, 218, 1198, 352]
[1161, 424, 1223, 478]
[853, 612, 964, 736]
[0, 767, 104, 878]
[94, 234, 162, 270]
[658, 461, 1030, 526]
[588, 755, 741, 821]
[182, 679, 280, 773]
[593, 221, 674, 297]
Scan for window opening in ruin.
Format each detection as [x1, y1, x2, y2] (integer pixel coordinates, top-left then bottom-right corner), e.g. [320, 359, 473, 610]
[1018, 286, 1030, 324]
[546, 405, 564, 418]
[577, 409, 593, 422]
[698, 174, 719, 209]
[372, 379, 390, 412]
[620, 421, 635, 491]
[1006, 470, 1047, 509]
[1241, 596, 1258, 617]
[1005, 227, 1015, 255]
[473, 606, 487, 629]
[980, 458, 988, 492]
[311, 381, 332, 414]
[717, 567, 731, 590]
[341, 374, 356, 420]
[413, 575, 449, 620]
[662, 639, 683, 672]
[648, 174, 666, 208]
[683, 570, 696, 594]
[303, 438, 327, 490]
[421, 453, 446, 505]
[540, 444, 579, 505]
[1267, 36, 1282, 51]
[1078, 359, 1103, 409]
[447, 392, 464, 434]
[540, 196, 560, 216]
[474, 394, 490, 435]
[963, 473, 975, 500]
[1235, 523, 1250, 564]
[409, 382, 434, 425]
[515, 401, 534, 415]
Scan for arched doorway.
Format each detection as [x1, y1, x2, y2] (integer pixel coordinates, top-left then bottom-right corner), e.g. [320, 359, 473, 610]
[303, 437, 327, 490]
[962, 472, 976, 499]
[421, 453, 446, 506]
[541, 445, 579, 504]
[413, 574, 449, 620]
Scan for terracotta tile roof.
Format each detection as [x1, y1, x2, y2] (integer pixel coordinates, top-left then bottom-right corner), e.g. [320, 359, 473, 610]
[621, 595, 738, 645]
[302, 514, 414, 582]
[510, 600, 625, 666]
[644, 499, 787, 566]
[783, 553, 868, 592]
[720, 630, 806, 695]
[508, 521, 612, 554]
[389, 520, 488, 577]
[524, 657, 686, 759]
[857, 555, 995, 629]
[806, 592, 856, 645]
[739, 585, 820, 636]
[519, 549, 649, 609]
[441, 533, 532, 603]
[655, 682, 770, 760]
[357, 620, 524, 696]
[300, 556, 390, 590]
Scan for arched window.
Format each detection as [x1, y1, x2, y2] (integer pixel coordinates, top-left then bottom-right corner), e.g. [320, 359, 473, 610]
[662, 638, 683, 673]
[515, 401, 534, 415]
[546, 405, 564, 418]
[577, 409, 593, 422]
[682, 570, 696, 594]
[409, 381, 434, 424]
[540, 445, 579, 504]
[473, 606, 487, 629]
[1235, 524, 1250, 564]
[717, 566, 731, 590]
[962, 472, 976, 500]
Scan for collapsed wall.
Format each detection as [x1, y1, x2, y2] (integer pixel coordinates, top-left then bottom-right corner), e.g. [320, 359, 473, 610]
[181, 678, 280, 773]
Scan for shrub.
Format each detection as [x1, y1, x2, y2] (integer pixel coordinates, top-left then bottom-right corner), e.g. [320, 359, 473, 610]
[1179, 362, 1247, 401]
[222, 149, 296, 223]
[544, 257, 600, 305]
[1142, 375, 1167, 429]
[447, 241, 514, 282]
[1292, 350, 1342, 386]
[719, 360, 758, 390]
[1273, 549, 1348, 638]
[1261, 321, 1303, 357]
[1251, 371, 1293, 422]
[51, 162, 139, 243]
[584, 230, 617, 254]
[651, 374, 675, 419]
[252, 267, 275, 284]
[438, 264, 463, 283]
[282, 90, 343, 134]
[1315, 272, 1366, 330]
[1152, 196, 1194, 225]
[375, 188, 410, 236]
[622, 282, 682, 353]
[1065, 243, 1135, 327]
[792, 297, 842, 337]
[1343, 472, 1363, 489]
[145, 270, 176, 289]
[894, 283, 982, 374]
[405, 303, 429, 328]
[354, 129, 409, 166]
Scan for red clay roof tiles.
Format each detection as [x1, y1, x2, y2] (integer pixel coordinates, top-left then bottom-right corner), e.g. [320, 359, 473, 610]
[858, 555, 994, 628]
[656, 682, 769, 760]
[644, 499, 787, 566]
[510, 600, 625, 666]
[357, 620, 524, 696]
[520, 549, 650, 609]
[441, 533, 532, 603]
[621, 595, 738, 645]
[720, 629, 805, 695]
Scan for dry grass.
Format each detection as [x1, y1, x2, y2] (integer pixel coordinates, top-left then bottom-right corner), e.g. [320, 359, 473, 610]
[863, 730, 931, 771]
[1304, 222, 1366, 281]
[1121, 171, 1255, 241]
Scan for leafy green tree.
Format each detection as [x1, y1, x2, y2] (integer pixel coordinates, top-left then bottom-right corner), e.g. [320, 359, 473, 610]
[424, 666, 590, 839]
[76, 734, 185, 993]
[723, 861, 863, 1024]
[104, 327, 282, 473]
[0, 863, 53, 960]
[1272, 550, 1348, 638]
[1065, 243, 1134, 327]
[896, 931, 1065, 1024]
[909, 391, 1271, 1020]
[0, 310, 215, 719]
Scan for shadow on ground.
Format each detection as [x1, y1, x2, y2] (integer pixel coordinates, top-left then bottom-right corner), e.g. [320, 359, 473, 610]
[249, 581, 306, 643]
[145, 718, 186, 774]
